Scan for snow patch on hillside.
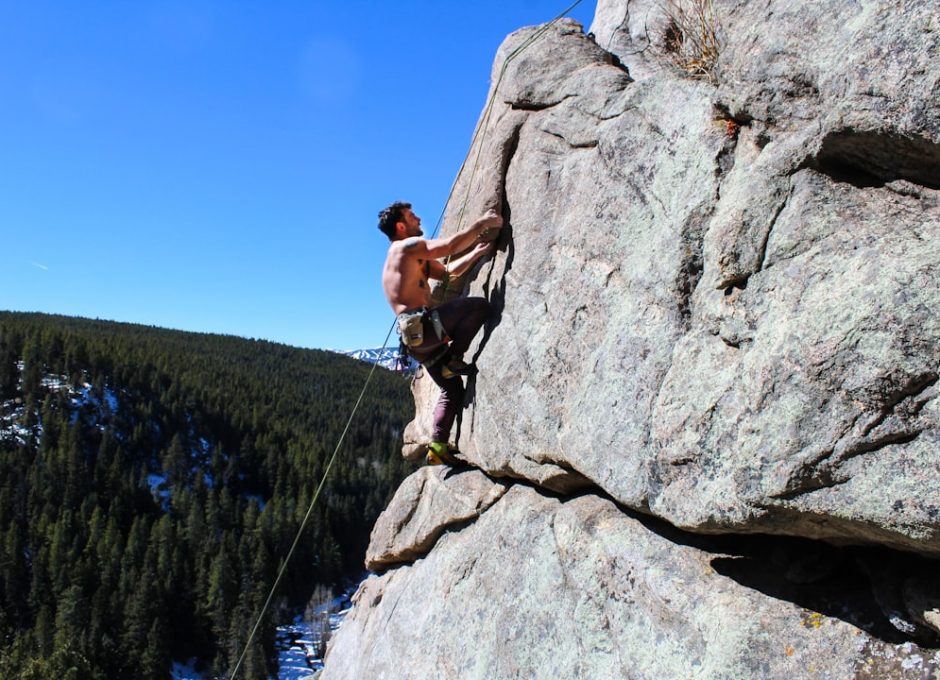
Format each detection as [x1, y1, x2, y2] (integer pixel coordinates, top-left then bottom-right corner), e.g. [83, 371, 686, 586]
[171, 658, 204, 680]
[276, 584, 356, 678]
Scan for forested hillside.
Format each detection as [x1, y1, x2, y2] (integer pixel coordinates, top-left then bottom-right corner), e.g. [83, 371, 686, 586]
[0, 311, 414, 678]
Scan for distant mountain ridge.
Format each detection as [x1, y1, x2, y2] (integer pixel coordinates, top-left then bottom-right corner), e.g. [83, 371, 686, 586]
[339, 347, 417, 373]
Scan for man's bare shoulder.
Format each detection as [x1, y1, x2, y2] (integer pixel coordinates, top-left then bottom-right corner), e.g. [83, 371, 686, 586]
[388, 237, 426, 257]
[401, 236, 425, 250]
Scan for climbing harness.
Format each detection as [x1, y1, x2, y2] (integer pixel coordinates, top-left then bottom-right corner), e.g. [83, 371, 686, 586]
[396, 306, 454, 377]
[230, 2, 584, 677]
[397, 307, 450, 350]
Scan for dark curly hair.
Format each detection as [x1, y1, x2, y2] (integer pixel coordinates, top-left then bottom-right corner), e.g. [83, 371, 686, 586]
[377, 201, 411, 241]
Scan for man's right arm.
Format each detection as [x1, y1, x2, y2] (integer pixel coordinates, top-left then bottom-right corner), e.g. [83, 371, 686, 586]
[407, 210, 503, 260]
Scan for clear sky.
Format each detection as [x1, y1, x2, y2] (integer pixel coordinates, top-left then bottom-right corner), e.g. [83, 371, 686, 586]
[1, 0, 596, 351]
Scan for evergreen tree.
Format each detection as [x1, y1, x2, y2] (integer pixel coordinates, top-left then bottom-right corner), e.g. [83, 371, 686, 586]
[139, 618, 170, 680]
[0, 335, 18, 399]
[53, 585, 89, 653]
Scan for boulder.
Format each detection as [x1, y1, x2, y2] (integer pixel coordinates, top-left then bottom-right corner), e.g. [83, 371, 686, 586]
[365, 466, 508, 571]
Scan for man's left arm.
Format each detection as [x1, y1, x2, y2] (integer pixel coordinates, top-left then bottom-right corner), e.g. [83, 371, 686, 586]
[426, 241, 496, 283]
[445, 242, 496, 278]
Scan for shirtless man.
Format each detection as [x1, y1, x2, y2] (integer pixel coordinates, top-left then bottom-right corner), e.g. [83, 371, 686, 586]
[378, 201, 503, 465]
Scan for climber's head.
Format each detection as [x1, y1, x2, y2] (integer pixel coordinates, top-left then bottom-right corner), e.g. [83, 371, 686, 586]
[378, 201, 422, 241]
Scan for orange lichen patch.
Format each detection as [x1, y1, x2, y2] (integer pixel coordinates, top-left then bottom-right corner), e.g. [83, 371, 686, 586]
[785, 645, 796, 657]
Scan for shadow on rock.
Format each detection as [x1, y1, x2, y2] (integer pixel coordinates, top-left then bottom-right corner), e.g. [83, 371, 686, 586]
[458, 201, 514, 443]
[618, 506, 940, 648]
[711, 540, 940, 648]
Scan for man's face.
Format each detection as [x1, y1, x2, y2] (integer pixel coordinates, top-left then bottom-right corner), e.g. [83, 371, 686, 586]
[398, 207, 423, 238]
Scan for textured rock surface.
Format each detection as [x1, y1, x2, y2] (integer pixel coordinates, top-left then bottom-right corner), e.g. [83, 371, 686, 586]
[327, 2, 940, 678]
[400, 0, 940, 555]
[365, 466, 508, 571]
[324, 485, 940, 680]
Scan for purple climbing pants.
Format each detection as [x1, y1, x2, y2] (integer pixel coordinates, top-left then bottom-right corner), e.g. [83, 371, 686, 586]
[404, 296, 490, 443]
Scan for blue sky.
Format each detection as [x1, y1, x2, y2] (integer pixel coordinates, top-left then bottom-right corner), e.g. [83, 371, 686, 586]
[0, 0, 596, 351]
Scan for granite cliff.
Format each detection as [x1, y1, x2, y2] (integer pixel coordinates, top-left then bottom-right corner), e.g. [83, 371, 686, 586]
[323, 1, 940, 677]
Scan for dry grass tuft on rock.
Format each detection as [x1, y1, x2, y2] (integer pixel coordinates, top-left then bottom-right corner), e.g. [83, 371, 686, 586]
[658, 0, 721, 81]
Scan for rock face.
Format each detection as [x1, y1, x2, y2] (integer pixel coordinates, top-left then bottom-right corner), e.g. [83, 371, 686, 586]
[402, 0, 940, 554]
[326, 484, 939, 679]
[325, 1, 940, 677]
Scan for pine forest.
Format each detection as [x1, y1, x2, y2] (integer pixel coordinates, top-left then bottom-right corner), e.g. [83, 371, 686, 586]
[0, 311, 415, 678]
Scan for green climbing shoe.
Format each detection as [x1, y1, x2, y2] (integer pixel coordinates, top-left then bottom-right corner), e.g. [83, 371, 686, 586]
[426, 441, 462, 466]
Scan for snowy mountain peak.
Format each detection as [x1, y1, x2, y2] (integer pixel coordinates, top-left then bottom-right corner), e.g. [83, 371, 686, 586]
[338, 347, 416, 373]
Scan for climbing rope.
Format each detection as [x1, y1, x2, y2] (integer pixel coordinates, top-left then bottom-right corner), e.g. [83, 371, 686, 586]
[228, 325, 395, 679]
[438, 0, 586, 300]
[230, 2, 584, 677]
